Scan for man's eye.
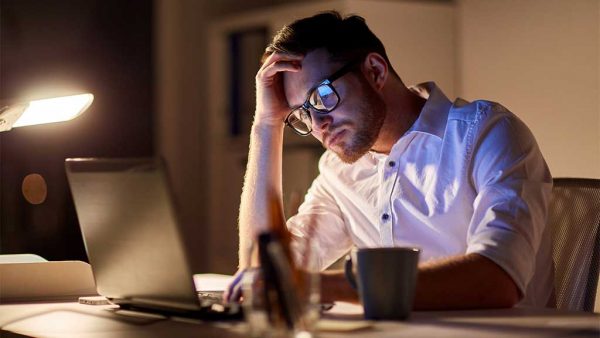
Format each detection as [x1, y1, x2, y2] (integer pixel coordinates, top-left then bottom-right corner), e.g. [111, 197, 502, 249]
[317, 85, 337, 110]
[310, 84, 336, 110]
[309, 89, 323, 109]
[300, 110, 310, 120]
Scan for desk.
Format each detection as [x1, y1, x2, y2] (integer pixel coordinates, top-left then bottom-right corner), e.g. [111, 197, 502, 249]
[1, 301, 598, 337]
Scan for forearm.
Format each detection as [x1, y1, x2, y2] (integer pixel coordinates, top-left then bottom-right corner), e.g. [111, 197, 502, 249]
[320, 270, 359, 304]
[320, 253, 519, 310]
[413, 253, 519, 310]
[238, 122, 285, 268]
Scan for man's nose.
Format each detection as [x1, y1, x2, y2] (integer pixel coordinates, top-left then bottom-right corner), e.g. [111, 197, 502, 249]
[311, 112, 332, 133]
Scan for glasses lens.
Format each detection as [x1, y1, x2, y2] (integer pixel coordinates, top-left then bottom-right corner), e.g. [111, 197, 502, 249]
[286, 108, 312, 135]
[309, 84, 339, 111]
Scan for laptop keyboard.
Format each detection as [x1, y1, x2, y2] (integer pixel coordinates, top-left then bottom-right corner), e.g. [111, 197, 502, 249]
[197, 291, 242, 320]
[197, 291, 226, 307]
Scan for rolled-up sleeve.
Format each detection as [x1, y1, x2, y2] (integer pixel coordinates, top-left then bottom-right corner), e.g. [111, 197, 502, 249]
[465, 104, 552, 296]
[287, 161, 353, 271]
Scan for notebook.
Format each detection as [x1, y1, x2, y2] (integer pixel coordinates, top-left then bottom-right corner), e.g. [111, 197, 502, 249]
[65, 157, 240, 319]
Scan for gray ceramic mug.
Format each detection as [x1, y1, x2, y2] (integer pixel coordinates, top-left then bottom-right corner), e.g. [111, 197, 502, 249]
[344, 247, 420, 320]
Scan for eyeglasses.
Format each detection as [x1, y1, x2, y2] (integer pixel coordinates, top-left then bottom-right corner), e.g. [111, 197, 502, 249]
[284, 61, 358, 136]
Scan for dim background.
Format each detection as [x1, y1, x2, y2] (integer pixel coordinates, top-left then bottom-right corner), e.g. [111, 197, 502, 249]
[0, 0, 598, 274]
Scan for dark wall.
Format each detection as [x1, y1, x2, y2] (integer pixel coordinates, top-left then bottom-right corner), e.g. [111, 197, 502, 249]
[0, 0, 154, 261]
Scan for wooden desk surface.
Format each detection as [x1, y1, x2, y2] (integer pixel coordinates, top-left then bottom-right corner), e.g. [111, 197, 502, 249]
[1, 301, 598, 337]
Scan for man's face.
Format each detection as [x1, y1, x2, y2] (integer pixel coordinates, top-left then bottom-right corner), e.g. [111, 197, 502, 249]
[283, 50, 386, 163]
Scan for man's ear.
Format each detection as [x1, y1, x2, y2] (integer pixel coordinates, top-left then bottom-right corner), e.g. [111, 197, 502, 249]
[362, 52, 388, 90]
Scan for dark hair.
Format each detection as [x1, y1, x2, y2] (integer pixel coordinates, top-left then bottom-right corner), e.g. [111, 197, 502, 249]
[264, 11, 398, 77]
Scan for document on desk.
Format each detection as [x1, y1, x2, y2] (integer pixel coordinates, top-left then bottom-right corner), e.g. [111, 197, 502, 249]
[318, 302, 374, 332]
[317, 319, 373, 332]
[193, 273, 233, 292]
[0, 261, 98, 303]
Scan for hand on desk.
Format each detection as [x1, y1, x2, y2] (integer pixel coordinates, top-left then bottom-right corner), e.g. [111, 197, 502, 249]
[223, 268, 246, 304]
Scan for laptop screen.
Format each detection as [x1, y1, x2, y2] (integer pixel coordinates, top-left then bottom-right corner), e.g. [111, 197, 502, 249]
[66, 158, 200, 311]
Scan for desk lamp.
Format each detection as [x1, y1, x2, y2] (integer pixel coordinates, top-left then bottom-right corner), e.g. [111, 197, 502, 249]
[0, 93, 94, 211]
[0, 93, 93, 132]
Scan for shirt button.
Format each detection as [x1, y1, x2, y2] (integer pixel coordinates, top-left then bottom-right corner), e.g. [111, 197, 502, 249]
[381, 213, 390, 221]
[388, 161, 396, 167]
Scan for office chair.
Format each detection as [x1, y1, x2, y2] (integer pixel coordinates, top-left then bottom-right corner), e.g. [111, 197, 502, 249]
[548, 178, 600, 312]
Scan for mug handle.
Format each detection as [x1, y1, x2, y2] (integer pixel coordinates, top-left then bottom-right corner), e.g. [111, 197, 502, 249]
[344, 254, 358, 290]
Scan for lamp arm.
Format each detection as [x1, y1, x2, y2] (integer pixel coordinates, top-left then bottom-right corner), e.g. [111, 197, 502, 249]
[0, 104, 28, 132]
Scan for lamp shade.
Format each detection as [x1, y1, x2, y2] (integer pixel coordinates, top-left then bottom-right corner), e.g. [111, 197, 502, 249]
[0, 93, 93, 132]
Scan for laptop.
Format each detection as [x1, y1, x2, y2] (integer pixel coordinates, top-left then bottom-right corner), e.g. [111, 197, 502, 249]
[65, 157, 241, 319]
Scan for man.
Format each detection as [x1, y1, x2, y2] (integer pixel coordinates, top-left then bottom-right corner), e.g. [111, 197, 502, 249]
[228, 11, 553, 310]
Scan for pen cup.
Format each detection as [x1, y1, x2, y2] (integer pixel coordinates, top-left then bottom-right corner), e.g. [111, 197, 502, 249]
[242, 268, 269, 337]
[242, 264, 320, 337]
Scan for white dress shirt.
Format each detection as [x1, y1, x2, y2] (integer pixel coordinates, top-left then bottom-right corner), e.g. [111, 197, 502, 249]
[287, 82, 553, 307]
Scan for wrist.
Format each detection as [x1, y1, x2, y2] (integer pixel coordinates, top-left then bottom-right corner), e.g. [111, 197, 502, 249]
[252, 108, 287, 128]
[320, 270, 359, 303]
[251, 120, 285, 135]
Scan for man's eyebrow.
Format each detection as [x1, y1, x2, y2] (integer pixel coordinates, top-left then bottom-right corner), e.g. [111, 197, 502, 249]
[288, 81, 315, 108]
[301, 77, 327, 99]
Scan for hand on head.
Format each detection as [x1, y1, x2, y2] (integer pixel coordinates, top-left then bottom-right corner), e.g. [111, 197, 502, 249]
[254, 52, 303, 127]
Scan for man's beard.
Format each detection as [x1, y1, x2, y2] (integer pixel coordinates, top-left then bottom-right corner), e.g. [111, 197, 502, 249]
[333, 77, 386, 164]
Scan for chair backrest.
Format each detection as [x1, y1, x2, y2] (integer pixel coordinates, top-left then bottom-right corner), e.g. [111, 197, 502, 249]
[548, 178, 600, 312]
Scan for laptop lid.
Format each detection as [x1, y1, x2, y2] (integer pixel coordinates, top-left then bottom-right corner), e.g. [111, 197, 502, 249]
[65, 157, 201, 311]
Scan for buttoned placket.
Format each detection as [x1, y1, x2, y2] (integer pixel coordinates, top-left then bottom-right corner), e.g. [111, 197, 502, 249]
[376, 154, 393, 246]
[376, 133, 417, 246]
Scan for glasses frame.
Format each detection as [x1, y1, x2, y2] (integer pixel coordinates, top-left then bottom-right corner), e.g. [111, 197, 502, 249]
[284, 61, 359, 136]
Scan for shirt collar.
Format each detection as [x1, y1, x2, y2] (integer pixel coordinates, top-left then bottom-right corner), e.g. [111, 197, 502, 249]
[364, 82, 452, 163]
[406, 82, 452, 139]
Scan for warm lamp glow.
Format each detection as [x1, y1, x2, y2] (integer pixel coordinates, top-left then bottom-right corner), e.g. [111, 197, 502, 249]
[12, 93, 94, 128]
